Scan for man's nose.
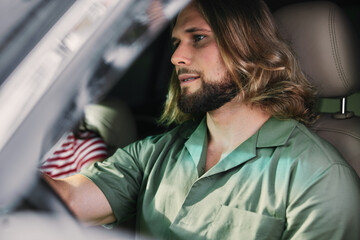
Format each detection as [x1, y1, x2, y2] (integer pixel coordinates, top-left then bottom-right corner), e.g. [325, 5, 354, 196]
[171, 44, 191, 66]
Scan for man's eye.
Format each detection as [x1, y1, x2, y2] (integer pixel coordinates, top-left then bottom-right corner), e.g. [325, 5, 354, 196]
[194, 35, 205, 42]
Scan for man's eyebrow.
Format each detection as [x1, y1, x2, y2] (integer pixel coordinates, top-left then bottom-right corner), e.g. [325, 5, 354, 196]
[184, 27, 211, 33]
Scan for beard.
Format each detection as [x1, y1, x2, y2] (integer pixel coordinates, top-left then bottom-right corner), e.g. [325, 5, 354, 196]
[177, 72, 239, 115]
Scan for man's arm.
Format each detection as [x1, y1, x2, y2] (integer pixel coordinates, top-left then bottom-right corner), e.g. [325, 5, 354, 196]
[43, 173, 116, 225]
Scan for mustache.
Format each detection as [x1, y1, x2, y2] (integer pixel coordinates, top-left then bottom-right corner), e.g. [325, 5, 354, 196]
[177, 68, 202, 76]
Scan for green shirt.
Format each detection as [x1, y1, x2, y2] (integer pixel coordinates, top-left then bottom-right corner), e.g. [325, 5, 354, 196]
[82, 117, 360, 240]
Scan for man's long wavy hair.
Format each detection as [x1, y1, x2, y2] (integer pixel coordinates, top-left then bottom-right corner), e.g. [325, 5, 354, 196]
[159, 0, 317, 126]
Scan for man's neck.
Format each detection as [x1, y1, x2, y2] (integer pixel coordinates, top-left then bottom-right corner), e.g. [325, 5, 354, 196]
[204, 100, 270, 171]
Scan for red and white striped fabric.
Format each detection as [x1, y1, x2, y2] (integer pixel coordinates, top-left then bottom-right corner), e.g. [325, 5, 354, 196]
[40, 131, 108, 178]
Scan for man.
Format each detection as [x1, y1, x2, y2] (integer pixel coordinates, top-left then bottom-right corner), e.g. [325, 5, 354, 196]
[45, 0, 360, 239]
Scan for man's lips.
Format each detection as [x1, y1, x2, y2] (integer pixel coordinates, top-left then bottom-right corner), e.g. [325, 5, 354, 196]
[178, 74, 200, 83]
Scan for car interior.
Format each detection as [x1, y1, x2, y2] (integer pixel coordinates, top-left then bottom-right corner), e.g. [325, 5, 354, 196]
[274, 1, 360, 176]
[0, 0, 359, 239]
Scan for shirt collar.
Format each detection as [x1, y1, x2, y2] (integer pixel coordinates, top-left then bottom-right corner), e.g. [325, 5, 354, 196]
[181, 116, 298, 148]
[178, 119, 202, 139]
[181, 116, 298, 175]
[184, 118, 207, 166]
[215, 117, 298, 175]
[256, 117, 298, 148]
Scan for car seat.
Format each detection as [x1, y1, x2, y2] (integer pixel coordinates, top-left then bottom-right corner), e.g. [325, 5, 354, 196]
[274, 1, 360, 176]
[82, 97, 138, 154]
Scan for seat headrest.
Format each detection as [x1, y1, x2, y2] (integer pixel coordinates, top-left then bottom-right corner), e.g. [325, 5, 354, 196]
[274, 1, 360, 98]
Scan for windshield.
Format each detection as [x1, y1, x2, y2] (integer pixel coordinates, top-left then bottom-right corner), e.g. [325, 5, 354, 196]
[0, 0, 189, 213]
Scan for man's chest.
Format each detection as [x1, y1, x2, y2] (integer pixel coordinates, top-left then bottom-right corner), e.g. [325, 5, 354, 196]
[139, 150, 288, 239]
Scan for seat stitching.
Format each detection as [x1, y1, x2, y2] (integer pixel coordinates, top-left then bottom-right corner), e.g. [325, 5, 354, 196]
[329, 5, 350, 90]
[314, 127, 360, 139]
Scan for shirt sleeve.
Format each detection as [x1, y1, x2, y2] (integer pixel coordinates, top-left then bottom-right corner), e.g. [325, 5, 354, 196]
[80, 141, 143, 226]
[283, 163, 360, 240]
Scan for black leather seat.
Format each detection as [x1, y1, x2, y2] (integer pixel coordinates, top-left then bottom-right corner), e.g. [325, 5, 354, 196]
[274, 1, 360, 176]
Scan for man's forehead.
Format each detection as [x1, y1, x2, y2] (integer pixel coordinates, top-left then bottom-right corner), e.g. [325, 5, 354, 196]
[172, 3, 210, 36]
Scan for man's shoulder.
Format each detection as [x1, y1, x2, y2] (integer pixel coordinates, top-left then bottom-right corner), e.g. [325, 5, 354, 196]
[285, 121, 351, 170]
[294, 123, 341, 157]
[282, 122, 360, 204]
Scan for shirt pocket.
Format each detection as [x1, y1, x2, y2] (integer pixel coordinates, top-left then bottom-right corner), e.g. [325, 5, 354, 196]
[206, 205, 284, 240]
